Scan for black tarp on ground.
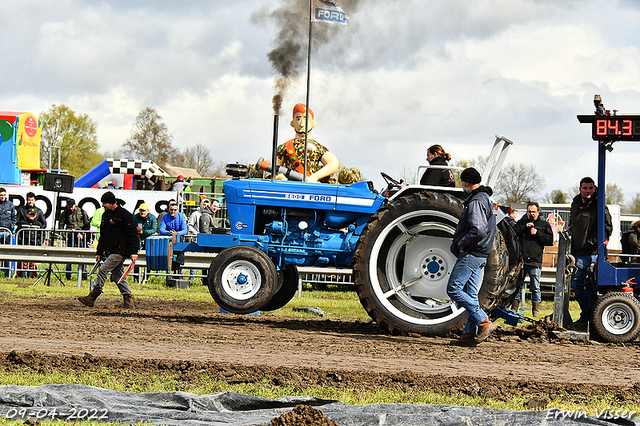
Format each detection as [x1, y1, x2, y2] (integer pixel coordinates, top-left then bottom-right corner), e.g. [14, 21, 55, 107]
[0, 384, 638, 426]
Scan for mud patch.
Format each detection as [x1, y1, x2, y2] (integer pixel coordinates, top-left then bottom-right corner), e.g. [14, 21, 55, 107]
[268, 404, 339, 426]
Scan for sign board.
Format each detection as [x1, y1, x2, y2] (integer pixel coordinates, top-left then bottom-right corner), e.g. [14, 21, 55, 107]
[5, 186, 176, 229]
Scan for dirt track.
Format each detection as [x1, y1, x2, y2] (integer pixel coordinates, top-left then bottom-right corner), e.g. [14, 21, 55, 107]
[2, 293, 640, 409]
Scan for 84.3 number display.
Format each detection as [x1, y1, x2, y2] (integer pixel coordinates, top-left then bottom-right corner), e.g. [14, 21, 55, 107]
[592, 116, 640, 141]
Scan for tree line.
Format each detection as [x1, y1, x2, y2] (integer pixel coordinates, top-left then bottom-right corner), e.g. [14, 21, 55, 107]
[39, 104, 227, 179]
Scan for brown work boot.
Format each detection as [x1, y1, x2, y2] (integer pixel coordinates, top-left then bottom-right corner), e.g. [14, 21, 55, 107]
[122, 294, 135, 309]
[532, 302, 541, 317]
[475, 319, 498, 343]
[451, 332, 477, 347]
[510, 299, 520, 311]
[78, 288, 102, 307]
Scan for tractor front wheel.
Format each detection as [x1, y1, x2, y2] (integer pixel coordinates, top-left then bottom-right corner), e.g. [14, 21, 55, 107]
[207, 246, 277, 314]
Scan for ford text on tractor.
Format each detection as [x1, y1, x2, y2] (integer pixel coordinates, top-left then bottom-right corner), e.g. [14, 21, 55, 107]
[575, 95, 640, 343]
[162, 136, 522, 336]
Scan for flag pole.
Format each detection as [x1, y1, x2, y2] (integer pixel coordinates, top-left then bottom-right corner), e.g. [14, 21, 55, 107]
[303, 0, 313, 182]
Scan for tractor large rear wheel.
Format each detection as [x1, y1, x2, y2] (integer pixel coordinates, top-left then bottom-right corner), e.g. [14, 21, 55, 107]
[353, 191, 511, 336]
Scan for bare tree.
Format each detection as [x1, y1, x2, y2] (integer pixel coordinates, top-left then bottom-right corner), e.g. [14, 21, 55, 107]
[182, 144, 213, 177]
[121, 107, 177, 165]
[493, 163, 545, 204]
[397, 163, 417, 185]
[209, 161, 229, 178]
[454, 155, 488, 186]
[627, 193, 640, 214]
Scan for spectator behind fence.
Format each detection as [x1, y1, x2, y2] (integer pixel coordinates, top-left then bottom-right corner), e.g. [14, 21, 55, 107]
[0, 188, 16, 277]
[159, 202, 187, 278]
[159, 203, 187, 238]
[511, 202, 553, 317]
[621, 220, 640, 264]
[168, 175, 192, 203]
[199, 199, 221, 234]
[133, 203, 158, 280]
[134, 203, 158, 243]
[504, 208, 517, 228]
[58, 198, 91, 280]
[16, 206, 45, 277]
[17, 192, 46, 233]
[188, 199, 210, 236]
[91, 207, 105, 241]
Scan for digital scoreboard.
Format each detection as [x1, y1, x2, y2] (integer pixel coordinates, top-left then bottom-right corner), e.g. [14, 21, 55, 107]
[578, 115, 640, 141]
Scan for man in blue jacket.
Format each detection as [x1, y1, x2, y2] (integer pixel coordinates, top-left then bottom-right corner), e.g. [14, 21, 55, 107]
[447, 168, 497, 346]
[159, 202, 187, 238]
[0, 188, 16, 277]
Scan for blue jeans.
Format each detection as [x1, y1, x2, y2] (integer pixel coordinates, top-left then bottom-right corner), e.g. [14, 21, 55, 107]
[447, 253, 488, 335]
[571, 255, 597, 321]
[514, 265, 542, 303]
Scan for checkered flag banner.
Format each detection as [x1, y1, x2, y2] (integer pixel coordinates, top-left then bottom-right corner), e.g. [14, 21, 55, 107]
[107, 158, 168, 185]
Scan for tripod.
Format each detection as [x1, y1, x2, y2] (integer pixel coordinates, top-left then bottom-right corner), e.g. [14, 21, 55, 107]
[33, 190, 65, 287]
[32, 229, 66, 286]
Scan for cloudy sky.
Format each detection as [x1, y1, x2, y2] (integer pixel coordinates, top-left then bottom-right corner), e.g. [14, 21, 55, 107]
[2, 0, 640, 201]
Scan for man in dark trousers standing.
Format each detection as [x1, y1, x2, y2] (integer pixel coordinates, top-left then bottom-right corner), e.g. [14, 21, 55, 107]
[512, 201, 554, 317]
[569, 177, 612, 329]
[447, 167, 498, 346]
[78, 191, 139, 309]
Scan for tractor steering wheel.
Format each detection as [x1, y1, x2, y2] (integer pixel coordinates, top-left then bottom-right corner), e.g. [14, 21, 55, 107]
[381, 172, 402, 187]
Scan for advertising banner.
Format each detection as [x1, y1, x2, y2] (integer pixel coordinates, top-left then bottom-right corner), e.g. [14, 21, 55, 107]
[16, 113, 41, 169]
[6, 186, 175, 229]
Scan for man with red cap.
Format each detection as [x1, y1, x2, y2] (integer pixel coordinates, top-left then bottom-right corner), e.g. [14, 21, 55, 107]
[168, 175, 192, 202]
[447, 167, 498, 346]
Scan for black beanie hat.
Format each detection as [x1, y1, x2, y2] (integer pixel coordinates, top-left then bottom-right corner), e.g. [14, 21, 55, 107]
[460, 167, 482, 184]
[101, 191, 117, 204]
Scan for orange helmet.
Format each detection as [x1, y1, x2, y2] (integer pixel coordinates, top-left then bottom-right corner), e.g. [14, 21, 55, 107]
[292, 103, 314, 120]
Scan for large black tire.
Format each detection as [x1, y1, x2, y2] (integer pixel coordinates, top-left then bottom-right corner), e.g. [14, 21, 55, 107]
[207, 246, 277, 314]
[592, 292, 640, 343]
[261, 265, 299, 311]
[352, 191, 511, 336]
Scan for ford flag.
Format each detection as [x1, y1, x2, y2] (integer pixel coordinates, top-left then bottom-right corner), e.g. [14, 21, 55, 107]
[311, 0, 349, 25]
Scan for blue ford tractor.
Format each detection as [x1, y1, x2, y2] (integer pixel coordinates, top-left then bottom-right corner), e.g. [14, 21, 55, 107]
[168, 136, 522, 336]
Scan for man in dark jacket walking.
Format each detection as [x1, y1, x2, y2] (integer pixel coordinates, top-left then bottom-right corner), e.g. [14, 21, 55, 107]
[569, 177, 612, 328]
[447, 168, 497, 346]
[512, 202, 554, 317]
[78, 192, 139, 309]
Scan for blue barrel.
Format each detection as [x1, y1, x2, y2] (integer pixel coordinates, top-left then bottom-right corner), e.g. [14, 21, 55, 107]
[145, 236, 173, 271]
